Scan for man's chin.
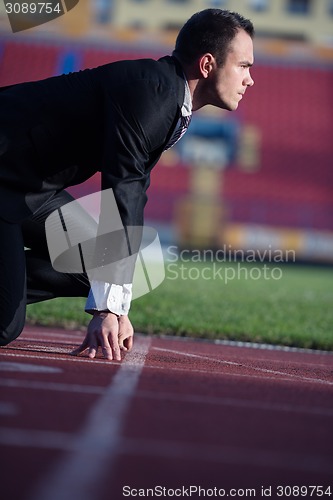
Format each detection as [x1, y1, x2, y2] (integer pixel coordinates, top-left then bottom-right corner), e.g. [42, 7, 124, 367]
[225, 102, 238, 112]
[215, 101, 237, 112]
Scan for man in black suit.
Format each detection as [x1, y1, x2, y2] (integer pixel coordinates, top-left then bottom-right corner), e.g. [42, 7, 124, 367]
[0, 9, 254, 360]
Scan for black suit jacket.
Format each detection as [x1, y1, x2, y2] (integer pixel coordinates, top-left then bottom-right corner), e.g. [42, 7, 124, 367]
[0, 55, 185, 226]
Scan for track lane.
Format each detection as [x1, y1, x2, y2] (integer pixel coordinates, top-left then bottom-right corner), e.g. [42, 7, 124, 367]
[0, 326, 332, 499]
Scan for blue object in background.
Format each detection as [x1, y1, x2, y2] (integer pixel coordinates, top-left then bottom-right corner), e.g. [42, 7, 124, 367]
[56, 51, 81, 75]
[177, 115, 240, 167]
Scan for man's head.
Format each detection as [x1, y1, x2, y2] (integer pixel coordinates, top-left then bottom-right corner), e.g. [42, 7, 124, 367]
[173, 9, 254, 68]
[173, 9, 255, 111]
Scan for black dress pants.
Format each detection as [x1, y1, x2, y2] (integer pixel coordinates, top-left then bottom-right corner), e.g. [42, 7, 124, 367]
[0, 190, 95, 346]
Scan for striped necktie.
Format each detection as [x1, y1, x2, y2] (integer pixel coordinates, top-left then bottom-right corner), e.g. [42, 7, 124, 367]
[164, 114, 192, 151]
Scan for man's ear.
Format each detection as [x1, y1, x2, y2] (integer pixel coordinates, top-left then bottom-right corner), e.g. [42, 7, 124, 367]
[198, 53, 216, 79]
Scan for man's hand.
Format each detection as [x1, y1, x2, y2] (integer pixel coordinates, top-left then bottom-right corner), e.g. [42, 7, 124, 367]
[118, 315, 134, 352]
[71, 311, 122, 361]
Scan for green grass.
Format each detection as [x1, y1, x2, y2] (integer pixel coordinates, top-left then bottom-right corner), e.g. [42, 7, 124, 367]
[26, 261, 333, 351]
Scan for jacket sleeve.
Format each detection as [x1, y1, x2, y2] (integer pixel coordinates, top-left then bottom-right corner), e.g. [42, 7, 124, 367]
[85, 77, 180, 314]
[101, 78, 180, 226]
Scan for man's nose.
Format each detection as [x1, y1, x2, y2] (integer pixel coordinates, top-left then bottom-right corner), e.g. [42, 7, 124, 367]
[246, 70, 254, 87]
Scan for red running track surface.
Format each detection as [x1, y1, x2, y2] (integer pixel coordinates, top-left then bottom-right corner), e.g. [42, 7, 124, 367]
[0, 326, 332, 500]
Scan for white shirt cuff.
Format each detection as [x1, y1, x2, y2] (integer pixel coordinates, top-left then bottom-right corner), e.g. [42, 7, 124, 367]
[85, 281, 132, 316]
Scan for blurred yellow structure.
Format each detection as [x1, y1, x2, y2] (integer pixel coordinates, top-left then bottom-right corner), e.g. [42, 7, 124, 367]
[1, 0, 333, 48]
[175, 168, 225, 248]
[112, 0, 333, 45]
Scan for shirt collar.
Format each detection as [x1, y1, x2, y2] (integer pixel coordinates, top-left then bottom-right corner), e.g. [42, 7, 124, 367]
[181, 77, 192, 117]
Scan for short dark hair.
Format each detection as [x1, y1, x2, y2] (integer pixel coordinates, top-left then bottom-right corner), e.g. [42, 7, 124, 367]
[173, 9, 254, 67]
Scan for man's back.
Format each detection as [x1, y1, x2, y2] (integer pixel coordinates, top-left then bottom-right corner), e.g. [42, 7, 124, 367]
[0, 55, 185, 222]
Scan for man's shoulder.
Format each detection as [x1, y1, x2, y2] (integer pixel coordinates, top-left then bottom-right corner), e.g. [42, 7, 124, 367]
[97, 55, 181, 86]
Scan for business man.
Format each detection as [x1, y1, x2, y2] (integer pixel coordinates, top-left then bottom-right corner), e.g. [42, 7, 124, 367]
[0, 9, 254, 360]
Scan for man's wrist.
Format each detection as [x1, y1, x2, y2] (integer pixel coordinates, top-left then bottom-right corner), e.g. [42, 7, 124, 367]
[85, 283, 132, 317]
[93, 310, 120, 319]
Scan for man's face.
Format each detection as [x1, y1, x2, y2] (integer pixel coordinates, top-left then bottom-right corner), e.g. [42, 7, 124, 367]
[207, 29, 254, 111]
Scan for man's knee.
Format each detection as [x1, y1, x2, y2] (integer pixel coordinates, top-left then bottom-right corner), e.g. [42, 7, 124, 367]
[0, 313, 25, 346]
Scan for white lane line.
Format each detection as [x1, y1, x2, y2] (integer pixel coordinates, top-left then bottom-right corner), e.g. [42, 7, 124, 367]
[1, 377, 331, 418]
[0, 361, 62, 374]
[22, 330, 333, 355]
[21, 331, 83, 339]
[19, 334, 81, 341]
[0, 351, 122, 366]
[22, 345, 72, 352]
[0, 428, 74, 450]
[135, 390, 333, 417]
[8, 345, 79, 354]
[120, 437, 333, 476]
[1, 427, 330, 476]
[153, 347, 333, 386]
[0, 378, 104, 395]
[141, 362, 312, 383]
[212, 339, 333, 356]
[10, 340, 333, 369]
[1, 350, 331, 386]
[29, 336, 151, 500]
[159, 334, 333, 355]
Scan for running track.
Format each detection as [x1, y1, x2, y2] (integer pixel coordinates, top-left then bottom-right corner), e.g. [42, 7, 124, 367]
[0, 325, 332, 500]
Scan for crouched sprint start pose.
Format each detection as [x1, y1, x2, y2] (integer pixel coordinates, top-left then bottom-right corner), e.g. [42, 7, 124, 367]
[0, 9, 255, 360]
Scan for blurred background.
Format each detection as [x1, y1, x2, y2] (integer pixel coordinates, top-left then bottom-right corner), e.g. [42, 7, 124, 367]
[1, 0, 333, 263]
